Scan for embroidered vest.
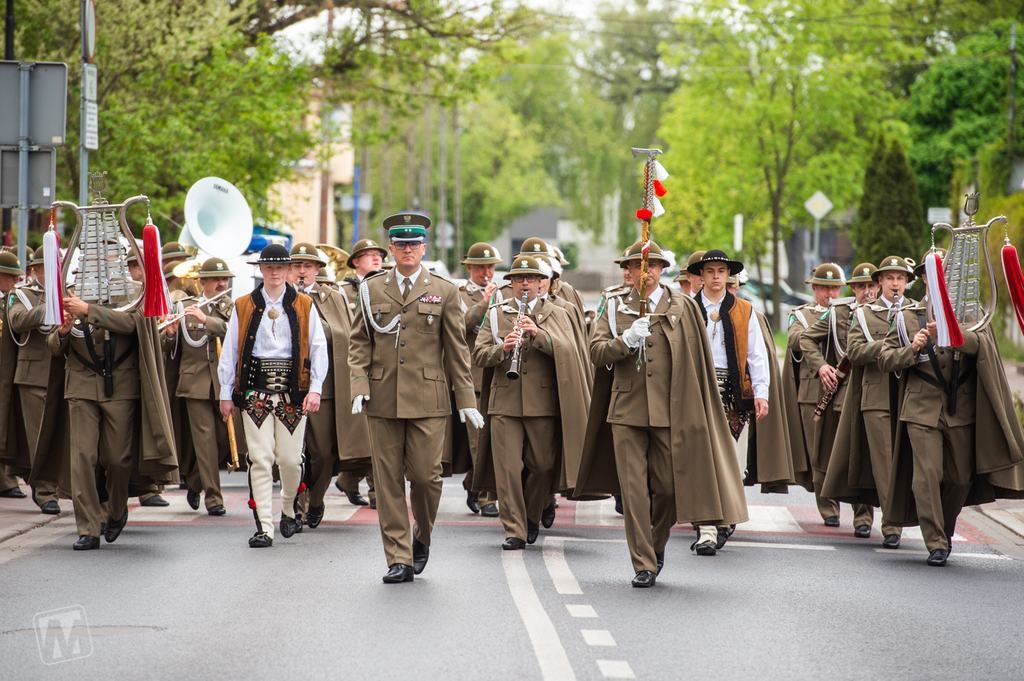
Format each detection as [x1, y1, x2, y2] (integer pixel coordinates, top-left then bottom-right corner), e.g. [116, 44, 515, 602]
[233, 284, 312, 405]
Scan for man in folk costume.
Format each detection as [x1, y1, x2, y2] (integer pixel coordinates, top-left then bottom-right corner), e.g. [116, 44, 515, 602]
[6, 248, 67, 513]
[162, 257, 239, 517]
[0, 250, 30, 498]
[218, 244, 328, 548]
[458, 242, 504, 517]
[825, 258, 909, 549]
[582, 240, 748, 587]
[471, 256, 590, 549]
[335, 239, 387, 507]
[349, 214, 482, 583]
[288, 243, 369, 529]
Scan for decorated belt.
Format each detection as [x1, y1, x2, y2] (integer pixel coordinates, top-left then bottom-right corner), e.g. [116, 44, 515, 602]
[249, 358, 293, 393]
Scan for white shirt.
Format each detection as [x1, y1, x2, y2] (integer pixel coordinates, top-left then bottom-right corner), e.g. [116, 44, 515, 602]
[218, 286, 329, 400]
[699, 291, 770, 400]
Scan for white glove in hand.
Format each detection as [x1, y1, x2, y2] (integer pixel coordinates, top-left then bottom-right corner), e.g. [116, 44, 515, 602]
[621, 316, 652, 349]
[352, 395, 370, 414]
[459, 407, 485, 429]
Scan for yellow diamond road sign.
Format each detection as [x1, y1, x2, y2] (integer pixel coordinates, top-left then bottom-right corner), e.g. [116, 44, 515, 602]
[804, 191, 833, 220]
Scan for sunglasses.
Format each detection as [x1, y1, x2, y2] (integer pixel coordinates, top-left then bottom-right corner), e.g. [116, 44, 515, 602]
[510, 274, 539, 283]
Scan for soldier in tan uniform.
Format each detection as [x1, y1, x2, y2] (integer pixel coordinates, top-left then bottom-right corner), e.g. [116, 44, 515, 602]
[459, 242, 503, 517]
[7, 249, 62, 512]
[162, 257, 237, 516]
[349, 213, 482, 583]
[674, 250, 705, 297]
[0, 251, 28, 498]
[335, 239, 386, 507]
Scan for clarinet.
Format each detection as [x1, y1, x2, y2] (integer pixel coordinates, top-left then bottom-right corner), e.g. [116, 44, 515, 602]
[812, 355, 851, 421]
[506, 292, 529, 381]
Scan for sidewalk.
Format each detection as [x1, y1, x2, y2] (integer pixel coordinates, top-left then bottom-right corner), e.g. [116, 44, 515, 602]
[0, 494, 71, 544]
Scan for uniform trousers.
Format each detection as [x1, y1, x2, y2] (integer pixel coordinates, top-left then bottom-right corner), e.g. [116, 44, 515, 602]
[68, 399, 135, 538]
[297, 397, 337, 518]
[184, 398, 225, 509]
[242, 396, 306, 540]
[466, 390, 496, 507]
[337, 468, 376, 502]
[905, 420, 974, 553]
[0, 466, 18, 491]
[805, 403, 873, 526]
[491, 415, 557, 540]
[19, 385, 58, 505]
[863, 410, 901, 538]
[611, 424, 676, 574]
[367, 416, 445, 567]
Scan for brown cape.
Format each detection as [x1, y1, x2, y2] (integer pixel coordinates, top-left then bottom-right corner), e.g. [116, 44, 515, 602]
[573, 290, 748, 526]
[780, 326, 815, 492]
[0, 293, 30, 478]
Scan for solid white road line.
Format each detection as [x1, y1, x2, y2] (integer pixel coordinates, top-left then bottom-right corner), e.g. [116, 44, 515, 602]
[502, 550, 577, 681]
[596, 660, 636, 679]
[726, 540, 835, 551]
[543, 538, 584, 595]
[581, 630, 616, 646]
[567, 604, 599, 618]
[872, 549, 1010, 559]
[740, 505, 805, 534]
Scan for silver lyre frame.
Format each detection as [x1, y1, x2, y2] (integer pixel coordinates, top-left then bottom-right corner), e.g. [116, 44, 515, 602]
[51, 194, 151, 313]
[930, 212, 1005, 334]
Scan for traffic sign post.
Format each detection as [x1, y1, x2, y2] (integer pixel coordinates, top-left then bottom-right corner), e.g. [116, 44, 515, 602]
[80, 0, 97, 205]
[804, 190, 833, 276]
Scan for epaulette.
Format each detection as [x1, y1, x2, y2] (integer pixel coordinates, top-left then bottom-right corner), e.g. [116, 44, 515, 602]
[603, 283, 626, 294]
[425, 269, 456, 285]
[605, 287, 629, 299]
[831, 296, 856, 307]
[363, 270, 388, 283]
[462, 281, 481, 293]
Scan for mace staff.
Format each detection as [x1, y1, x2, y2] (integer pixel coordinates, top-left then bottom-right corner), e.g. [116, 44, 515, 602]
[631, 147, 663, 319]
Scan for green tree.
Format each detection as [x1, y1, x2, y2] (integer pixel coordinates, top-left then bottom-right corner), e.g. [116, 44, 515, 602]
[853, 137, 925, 267]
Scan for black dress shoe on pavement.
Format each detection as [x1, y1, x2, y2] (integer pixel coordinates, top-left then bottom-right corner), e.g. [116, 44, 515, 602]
[369, 499, 377, 510]
[502, 537, 526, 550]
[480, 503, 498, 517]
[614, 495, 623, 515]
[527, 521, 539, 545]
[249, 532, 273, 548]
[0, 487, 26, 498]
[383, 564, 414, 583]
[280, 513, 301, 538]
[542, 501, 556, 528]
[104, 509, 128, 543]
[631, 570, 656, 588]
[716, 527, 730, 550]
[882, 534, 901, 549]
[927, 548, 948, 566]
[207, 505, 226, 516]
[345, 490, 369, 506]
[306, 503, 325, 528]
[823, 515, 840, 527]
[726, 524, 736, 538]
[73, 535, 100, 550]
[854, 525, 871, 538]
[39, 501, 60, 515]
[140, 495, 170, 507]
[656, 551, 665, 575]
[412, 537, 429, 574]
[186, 489, 201, 510]
[690, 539, 716, 556]
[467, 491, 480, 514]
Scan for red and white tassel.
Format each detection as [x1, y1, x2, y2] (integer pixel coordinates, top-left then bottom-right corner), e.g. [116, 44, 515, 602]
[142, 217, 169, 317]
[1002, 239, 1024, 335]
[925, 251, 964, 348]
[652, 196, 665, 218]
[654, 160, 669, 182]
[42, 225, 64, 326]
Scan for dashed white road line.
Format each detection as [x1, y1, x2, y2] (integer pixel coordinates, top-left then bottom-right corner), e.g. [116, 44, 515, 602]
[596, 660, 636, 679]
[726, 540, 835, 551]
[567, 604, 599, 618]
[543, 538, 583, 595]
[581, 630, 616, 647]
[501, 550, 577, 681]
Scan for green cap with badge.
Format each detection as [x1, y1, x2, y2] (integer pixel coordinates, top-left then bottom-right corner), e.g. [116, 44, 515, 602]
[196, 257, 235, 278]
[383, 213, 431, 241]
[503, 255, 544, 279]
[805, 263, 846, 286]
[0, 250, 23, 276]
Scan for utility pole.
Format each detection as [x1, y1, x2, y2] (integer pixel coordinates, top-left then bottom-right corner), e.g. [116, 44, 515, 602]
[3, 0, 14, 245]
[421, 105, 432, 254]
[453, 104, 463, 275]
[438, 107, 447, 269]
[360, 144, 370, 243]
[406, 123, 417, 211]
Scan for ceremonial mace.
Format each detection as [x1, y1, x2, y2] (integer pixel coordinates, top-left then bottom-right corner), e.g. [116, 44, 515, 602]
[631, 147, 663, 319]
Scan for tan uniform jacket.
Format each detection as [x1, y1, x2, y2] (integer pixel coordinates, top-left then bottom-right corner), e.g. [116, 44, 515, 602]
[787, 304, 829, 405]
[172, 296, 232, 400]
[847, 303, 897, 411]
[797, 300, 853, 411]
[349, 269, 476, 418]
[7, 286, 56, 387]
[461, 283, 494, 393]
[47, 304, 141, 402]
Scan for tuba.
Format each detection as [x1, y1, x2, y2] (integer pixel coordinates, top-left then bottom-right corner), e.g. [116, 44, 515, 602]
[179, 177, 253, 259]
[53, 172, 149, 312]
[318, 243, 355, 283]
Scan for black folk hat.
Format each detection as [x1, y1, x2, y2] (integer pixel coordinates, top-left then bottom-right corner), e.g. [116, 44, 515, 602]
[255, 244, 292, 264]
[687, 249, 743, 276]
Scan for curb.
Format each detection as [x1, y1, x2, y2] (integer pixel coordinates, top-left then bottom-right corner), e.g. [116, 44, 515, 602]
[0, 510, 73, 545]
[979, 507, 1024, 540]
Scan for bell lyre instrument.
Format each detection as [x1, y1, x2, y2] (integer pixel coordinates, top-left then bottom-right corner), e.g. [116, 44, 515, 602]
[506, 292, 529, 380]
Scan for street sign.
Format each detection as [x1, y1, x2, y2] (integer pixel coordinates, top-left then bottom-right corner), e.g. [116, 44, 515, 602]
[339, 193, 373, 212]
[927, 207, 953, 224]
[437, 221, 454, 249]
[85, 0, 97, 63]
[0, 147, 57, 209]
[83, 64, 97, 101]
[804, 191, 833, 220]
[0, 61, 68, 147]
[84, 101, 98, 150]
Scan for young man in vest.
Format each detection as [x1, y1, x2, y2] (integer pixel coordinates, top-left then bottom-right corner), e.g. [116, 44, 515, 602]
[690, 250, 770, 554]
[218, 244, 328, 548]
[349, 213, 481, 583]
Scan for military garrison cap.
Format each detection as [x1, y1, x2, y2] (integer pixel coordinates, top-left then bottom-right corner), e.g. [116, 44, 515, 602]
[383, 213, 431, 241]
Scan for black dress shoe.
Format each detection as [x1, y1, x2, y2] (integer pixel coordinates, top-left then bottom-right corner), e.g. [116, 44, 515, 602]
[926, 548, 948, 566]
[716, 527, 730, 550]
[541, 501, 556, 528]
[104, 509, 128, 543]
[383, 564, 414, 583]
[502, 537, 526, 550]
[207, 505, 226, 516]
[882, 534, 901, 549]
[466, 491, 480, 514]
[726, 524, 736, 538]
[248, 532, 273, 548]
[39, 501, 60, 515]
[306, 503, 325, 528]
[140, 495, 170, 507]
[412, 537, 429, 574]
[345, 490, 369, 506]
[527, 521, 539, 545]
[614, 495, 623, 515]
[369, 499, 377, 510]
[631, 570, 656, 588]
[280, 513, 301, 538]
[0, 487, 26, 498]
[854, 525, 871, 538]
[690, 539, 716, 556]
[655, 551, 665, 575]
[480, 503, 498, 517]
[178, 481, 189, 490]
[186, 489, 201, 510]
[823, 515, 840, 527]
[73, 535, 100, 550]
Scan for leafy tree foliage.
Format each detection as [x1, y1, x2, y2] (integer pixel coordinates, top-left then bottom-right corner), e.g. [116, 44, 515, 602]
[853, 136, 926, 267]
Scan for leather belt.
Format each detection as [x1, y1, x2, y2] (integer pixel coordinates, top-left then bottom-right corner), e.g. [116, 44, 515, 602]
[249, 358, 293, 393]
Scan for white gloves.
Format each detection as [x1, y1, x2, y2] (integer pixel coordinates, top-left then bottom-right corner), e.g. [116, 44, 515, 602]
[459, 407, 485, 429]
[352, 395, 370, 414]
[621, 317, 651, 349]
